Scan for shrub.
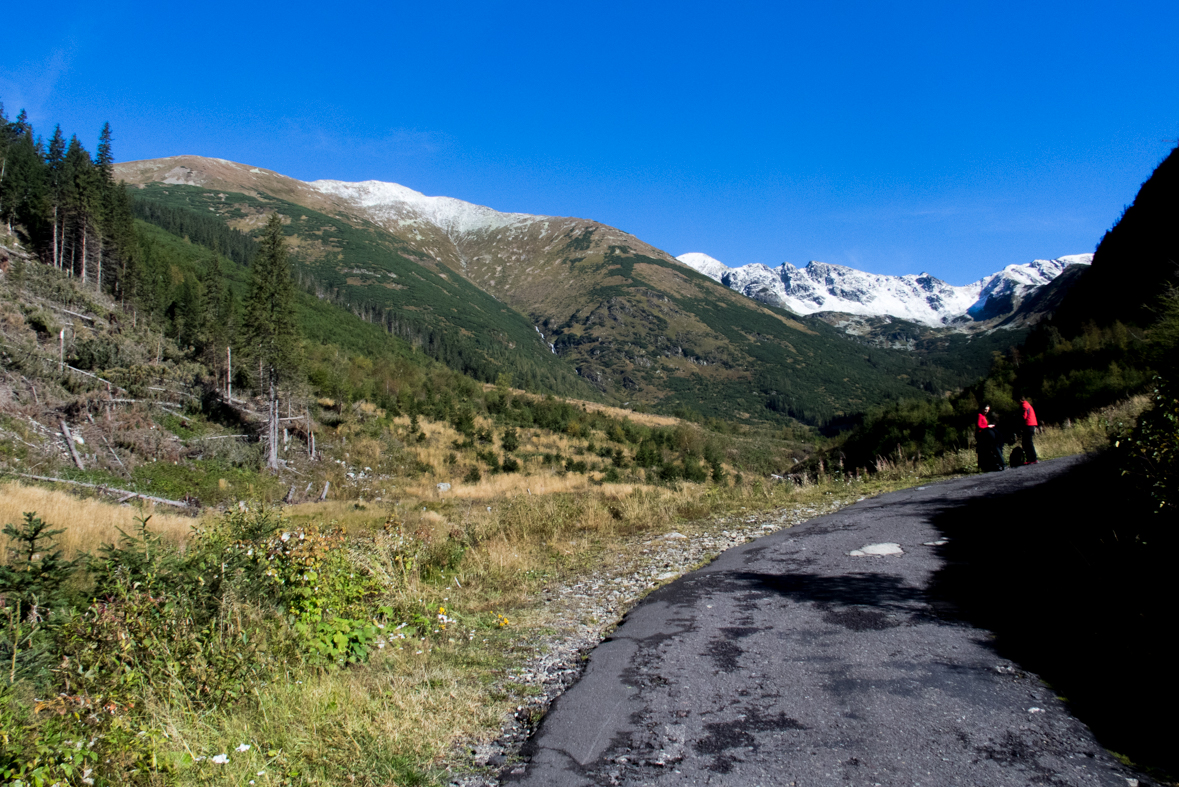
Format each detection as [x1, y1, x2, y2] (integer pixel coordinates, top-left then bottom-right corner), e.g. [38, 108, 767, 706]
[501, 427, 520, 453]
[1121, 377, 1179, 515]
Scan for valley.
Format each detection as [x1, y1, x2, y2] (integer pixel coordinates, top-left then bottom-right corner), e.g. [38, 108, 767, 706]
[1, 99, 1175, 787]
[115, 155, 1049, 426]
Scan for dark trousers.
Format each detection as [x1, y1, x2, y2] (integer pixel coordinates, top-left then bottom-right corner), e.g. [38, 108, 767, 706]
[1023, 426, 1038, 463]
[977, 429, 1006, 471]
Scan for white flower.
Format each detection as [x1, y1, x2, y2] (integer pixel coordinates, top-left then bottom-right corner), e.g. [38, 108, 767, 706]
[236, 743, 251, 752]
[211, 753, 229, 764]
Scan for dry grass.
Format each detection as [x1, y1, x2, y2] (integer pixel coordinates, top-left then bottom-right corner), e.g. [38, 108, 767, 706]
[482, 385, 682, 429]
[0, 481, 195, 561]
[154, 644, 508, 786]
[1035, 396, 1149, 458]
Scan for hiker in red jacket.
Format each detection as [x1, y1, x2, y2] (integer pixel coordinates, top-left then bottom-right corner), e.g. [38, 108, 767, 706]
[976, 405, 1005, 471]
[1020, 396, 1039, 464]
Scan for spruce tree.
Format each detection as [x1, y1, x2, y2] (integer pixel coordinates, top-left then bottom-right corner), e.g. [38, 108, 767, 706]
[243, 212, 300, 470]
[45, 125, 66, 269]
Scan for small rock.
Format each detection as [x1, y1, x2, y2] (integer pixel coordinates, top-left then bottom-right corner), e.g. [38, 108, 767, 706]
[923, 540, 949, 546]
[1028, 707, 1045, 714]
[655, 572, 678, 581]
[663, 532, 688, 540]
[437, 482, 451, 492]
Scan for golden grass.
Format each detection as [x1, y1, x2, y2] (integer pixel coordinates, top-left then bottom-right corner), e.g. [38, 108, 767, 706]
[154, 645, 508, 786]
[0, 481, 195, 561]
[480, 385, 682, 428]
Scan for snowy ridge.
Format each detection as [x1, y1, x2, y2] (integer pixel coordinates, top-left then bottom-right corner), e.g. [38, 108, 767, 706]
[311, 179, 543, 238]
[677, 253, 1091, 327]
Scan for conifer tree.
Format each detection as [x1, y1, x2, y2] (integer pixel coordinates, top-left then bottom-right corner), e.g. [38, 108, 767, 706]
[199, 248, 235, 380]
[243, 212, 300, 470]
[62, 135, 99, 282]
[46, 125, 66, 268]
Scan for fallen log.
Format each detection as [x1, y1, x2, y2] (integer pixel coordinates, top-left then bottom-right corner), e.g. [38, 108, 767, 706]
[60, 421, 85, 471]
[8, 472, 192, 508]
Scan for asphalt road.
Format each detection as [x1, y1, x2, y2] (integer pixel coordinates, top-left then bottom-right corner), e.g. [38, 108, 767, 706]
[506, 455, 1141, 786]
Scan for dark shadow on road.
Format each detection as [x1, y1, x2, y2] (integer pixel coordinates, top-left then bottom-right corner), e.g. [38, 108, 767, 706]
[731, 571, 927, 609]
[925, 453, 1177, 779]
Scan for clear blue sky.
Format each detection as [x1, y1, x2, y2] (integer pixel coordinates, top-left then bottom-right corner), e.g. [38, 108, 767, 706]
[3, 0, 1176, 284]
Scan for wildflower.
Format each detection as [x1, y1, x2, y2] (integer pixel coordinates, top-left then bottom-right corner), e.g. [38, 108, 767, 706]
[212, 754, 229, 764]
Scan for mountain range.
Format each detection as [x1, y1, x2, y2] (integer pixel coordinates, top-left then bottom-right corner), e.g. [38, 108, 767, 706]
[113, 156, 1065, 425]
[675, 252, 1091, 328]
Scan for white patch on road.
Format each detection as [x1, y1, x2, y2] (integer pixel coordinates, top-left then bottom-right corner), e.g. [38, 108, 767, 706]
[923, 540, 949, 546]
[849, 542, 904, 557]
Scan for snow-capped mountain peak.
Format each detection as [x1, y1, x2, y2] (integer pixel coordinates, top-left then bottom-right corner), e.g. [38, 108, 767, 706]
[676, 252, 1092, 328]
[675, 252, 731, 281]
[311, 178, 540, 237]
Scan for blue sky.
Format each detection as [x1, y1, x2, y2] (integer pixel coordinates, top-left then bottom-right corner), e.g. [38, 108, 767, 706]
[3, 0, 1176, 284]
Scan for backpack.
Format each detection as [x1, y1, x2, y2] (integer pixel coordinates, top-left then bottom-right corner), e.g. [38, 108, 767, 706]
[1009, 446, 1026, 467]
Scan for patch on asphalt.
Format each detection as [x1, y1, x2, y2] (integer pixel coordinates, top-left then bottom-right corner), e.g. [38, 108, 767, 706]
[849, 542, 903, 557]
[694, 708, 807, 771]
[823, 606, 902, 631]
[705, 639, 743, 671]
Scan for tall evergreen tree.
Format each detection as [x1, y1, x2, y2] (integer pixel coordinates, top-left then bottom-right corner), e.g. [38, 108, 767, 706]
[45, 125, 66, 268]
[199, 248, 235, 379]
[243, 212, 300, 470]
[95, 122, 114, 182]
[61, 135, 99, 282]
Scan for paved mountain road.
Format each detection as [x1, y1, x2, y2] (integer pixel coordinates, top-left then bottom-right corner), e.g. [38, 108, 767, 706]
[506, 455, 1139, 786]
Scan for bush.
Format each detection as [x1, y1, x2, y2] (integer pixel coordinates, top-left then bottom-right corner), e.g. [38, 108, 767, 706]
[1121, 377, 1179, 515]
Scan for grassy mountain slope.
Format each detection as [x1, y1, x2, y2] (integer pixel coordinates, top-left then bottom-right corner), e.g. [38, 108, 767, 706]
[117, 163, 597, 399]
[115, 156, 1009, 426]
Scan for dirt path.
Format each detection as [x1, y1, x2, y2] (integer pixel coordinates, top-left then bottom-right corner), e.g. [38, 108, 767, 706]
[502, 456, 1143, 786]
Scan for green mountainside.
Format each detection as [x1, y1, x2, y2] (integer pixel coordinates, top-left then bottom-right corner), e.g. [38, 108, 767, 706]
[126, 182, 597, 399]
[115, 156, 1013, 427]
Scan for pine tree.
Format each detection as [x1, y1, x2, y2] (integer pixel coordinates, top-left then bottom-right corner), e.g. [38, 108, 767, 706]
[61, 135, 99, 282]
[95, 122, 114, 182]
[243, 212, 300, 470]
[45, 125, 66, 269]
[93, 122, 116, 290]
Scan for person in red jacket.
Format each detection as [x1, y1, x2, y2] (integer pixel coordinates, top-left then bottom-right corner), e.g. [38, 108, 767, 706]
[976, 404, 1005, 471]
[1020, 396, 1039, 464]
